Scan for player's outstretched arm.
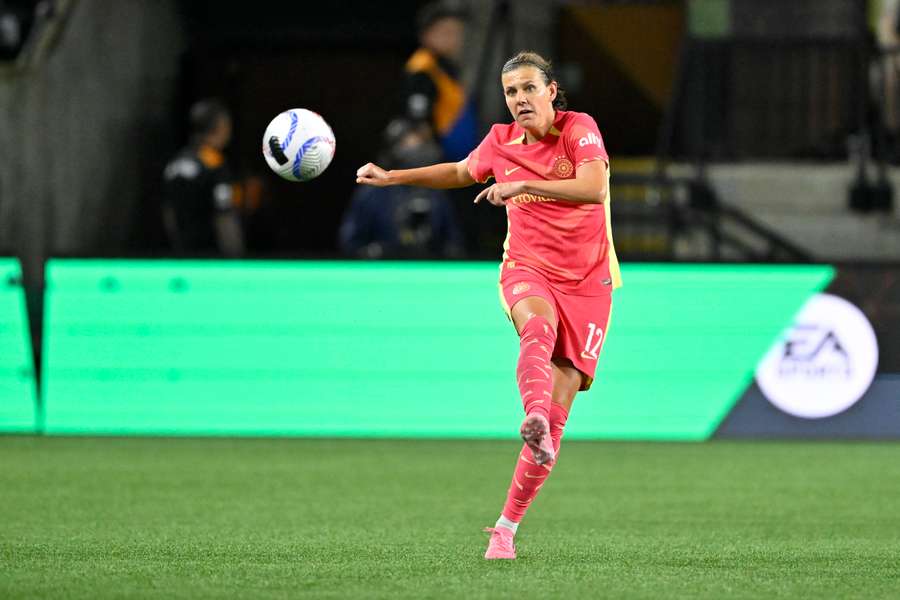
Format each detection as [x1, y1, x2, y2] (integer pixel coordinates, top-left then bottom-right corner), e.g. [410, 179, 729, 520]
[356, 159, 475, 190]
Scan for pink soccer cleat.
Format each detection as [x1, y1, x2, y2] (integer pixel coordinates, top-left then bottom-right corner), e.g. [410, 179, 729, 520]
[520, 413, 555, 466]
[483, 526, 516, 560]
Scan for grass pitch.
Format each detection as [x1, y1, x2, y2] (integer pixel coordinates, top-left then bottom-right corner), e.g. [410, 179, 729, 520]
[1, 437, 899, 599]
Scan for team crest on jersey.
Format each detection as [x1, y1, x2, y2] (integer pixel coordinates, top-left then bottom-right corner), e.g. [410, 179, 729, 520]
[512, 282, 531, 296]
[552, 155, 574, 179]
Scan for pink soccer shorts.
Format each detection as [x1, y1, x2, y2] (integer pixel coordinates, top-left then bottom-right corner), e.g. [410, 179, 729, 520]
[500, 265, 612, 391]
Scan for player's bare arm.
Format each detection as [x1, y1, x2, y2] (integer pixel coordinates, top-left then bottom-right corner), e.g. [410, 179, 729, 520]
[356, 158, 475, 189]
[473, 160, 607, 206]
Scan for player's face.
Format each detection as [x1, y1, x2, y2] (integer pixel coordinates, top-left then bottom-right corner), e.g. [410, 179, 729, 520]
[501, 67, 557, 131]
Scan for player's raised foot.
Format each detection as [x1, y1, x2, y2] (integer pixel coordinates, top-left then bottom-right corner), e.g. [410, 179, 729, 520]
[520, 413, 555, 466]
[483, 526, 516, 560]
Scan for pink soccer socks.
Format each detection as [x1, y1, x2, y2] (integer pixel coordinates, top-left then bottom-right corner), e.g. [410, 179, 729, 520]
[516, 315, 556, 423]
[548, 401, 570, 454]
[501, 438, 553, 524]
[499, 402, 571, 529]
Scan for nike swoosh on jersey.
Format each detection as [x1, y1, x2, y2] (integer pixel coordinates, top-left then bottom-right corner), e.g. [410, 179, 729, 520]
[504, 166, 522, 176]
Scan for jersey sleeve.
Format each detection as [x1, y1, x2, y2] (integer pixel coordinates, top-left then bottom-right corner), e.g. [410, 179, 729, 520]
[466, 126, 497, 184]
[564, 113, 609, 170]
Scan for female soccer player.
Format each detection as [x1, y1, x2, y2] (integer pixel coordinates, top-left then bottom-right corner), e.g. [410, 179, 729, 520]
[356, 51, 621, 560]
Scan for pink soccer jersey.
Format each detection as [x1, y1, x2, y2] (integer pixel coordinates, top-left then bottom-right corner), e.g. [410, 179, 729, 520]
[467, 110, 621, 296]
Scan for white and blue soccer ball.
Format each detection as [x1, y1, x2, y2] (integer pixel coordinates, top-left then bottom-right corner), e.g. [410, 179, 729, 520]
[262, 108, 336, 182]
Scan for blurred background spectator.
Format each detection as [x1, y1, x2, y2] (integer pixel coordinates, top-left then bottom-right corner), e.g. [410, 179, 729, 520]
[399, 1, 484, 257]
[338, 118, 463, 259]
[403, 1, 477, 163]
[161, 99, 246, 257]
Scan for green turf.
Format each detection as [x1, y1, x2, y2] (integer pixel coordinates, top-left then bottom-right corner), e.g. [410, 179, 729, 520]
[1, 438, 898, 599]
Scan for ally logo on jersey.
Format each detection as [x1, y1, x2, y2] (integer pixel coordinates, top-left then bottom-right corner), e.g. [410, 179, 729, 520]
[578, 132, 603, 149]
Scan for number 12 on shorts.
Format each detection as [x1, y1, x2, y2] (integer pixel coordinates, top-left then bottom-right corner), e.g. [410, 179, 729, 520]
[581, 322, 604, 360]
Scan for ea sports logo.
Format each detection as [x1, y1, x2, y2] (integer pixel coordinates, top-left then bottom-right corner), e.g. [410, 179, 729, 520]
[755, 294, 878, 419]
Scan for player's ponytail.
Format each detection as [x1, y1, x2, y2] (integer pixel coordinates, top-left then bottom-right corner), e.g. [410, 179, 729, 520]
[501, 51, 568, 111]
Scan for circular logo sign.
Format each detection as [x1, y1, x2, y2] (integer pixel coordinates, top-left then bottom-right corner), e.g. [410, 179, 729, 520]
[755, 293, 878, 419]
[552, 156, 574, 179]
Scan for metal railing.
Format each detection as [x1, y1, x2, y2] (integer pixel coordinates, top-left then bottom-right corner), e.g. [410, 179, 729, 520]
[611, 171, 812, 263]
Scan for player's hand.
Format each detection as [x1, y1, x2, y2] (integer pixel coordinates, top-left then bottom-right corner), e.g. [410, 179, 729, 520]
[356, 163, 390, 186]
[474, 181, 526, 206]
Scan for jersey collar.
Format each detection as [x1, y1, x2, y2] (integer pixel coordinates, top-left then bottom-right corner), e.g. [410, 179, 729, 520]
[506, 110, 565, 145]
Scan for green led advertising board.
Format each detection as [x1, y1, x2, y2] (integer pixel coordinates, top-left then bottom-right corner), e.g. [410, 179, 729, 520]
[0, 258, 37, 432]
[41, 260, 833, 439]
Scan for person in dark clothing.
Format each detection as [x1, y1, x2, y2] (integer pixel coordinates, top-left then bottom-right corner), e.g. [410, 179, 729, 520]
[403, 1, 477, 162]
[162, 99, 245, 257]
[339, 119, 464, 259]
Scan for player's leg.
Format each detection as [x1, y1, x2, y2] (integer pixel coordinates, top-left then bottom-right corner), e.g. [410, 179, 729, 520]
[485, 358, 582, 559]
[511, 295, 557, 420]
[510, 295, 558, 465]
[548, 358, 581, 454]
[500, 359, 580, 516]
[486, 293, 611, 558]
[485, 293, 557, 559]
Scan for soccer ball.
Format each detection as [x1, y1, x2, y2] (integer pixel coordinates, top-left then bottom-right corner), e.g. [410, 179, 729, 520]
[262, 109, 336, 182]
